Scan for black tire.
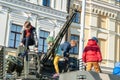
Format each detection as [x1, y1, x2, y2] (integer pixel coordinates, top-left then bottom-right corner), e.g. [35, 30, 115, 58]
[6, 61, 16, 73]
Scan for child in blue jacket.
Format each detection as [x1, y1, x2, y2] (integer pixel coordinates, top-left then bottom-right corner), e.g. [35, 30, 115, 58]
[53, 40, 77, 78]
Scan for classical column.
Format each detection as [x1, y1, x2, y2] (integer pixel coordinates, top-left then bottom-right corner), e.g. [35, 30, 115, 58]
[56, 0, 61, 10]
[90, 13, 98, 28]
[62, 0, 67, 12]
[38, 0, 43, 5]
[108, 18, 116, 32]
[0, 6, 11, 79]
[51, 0, 54, 8]
[107, 33, 115, 68]
[106, 18, 116, 67]
[3, 7, 11, 47]
[89, 13, 98, 38]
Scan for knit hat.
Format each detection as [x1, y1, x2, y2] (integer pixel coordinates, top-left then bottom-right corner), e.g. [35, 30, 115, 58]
[92, 37, 98, 43]
[46, 36, 54, 43]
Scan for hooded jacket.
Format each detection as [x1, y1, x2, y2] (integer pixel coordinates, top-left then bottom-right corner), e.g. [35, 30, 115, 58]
[82, 39, 102, 63]
[56, 42, 71, 57]
[21, 26, 38, 47]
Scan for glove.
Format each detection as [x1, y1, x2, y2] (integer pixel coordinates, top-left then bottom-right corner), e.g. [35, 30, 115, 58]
[64, 57, 69, 61]
[34, 47, 38, 53]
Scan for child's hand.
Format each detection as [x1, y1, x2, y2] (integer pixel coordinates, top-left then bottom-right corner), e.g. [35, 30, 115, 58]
[83, 63, 87, 66]
[64, 57, 68, 61]
[20, 43, 24, 46]
[34, 47, 38, 53]
[99, 62, 101, 65]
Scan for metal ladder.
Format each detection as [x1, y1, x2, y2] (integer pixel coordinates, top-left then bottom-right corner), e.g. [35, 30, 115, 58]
[41, 9, 79, 63]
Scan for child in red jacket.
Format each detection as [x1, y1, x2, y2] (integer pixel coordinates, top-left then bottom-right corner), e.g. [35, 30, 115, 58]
[82, 37, 102, 73]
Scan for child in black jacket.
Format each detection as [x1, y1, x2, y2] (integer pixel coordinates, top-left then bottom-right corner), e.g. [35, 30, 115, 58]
[20, 21, 38, 57]
[20, 21, 38, 50]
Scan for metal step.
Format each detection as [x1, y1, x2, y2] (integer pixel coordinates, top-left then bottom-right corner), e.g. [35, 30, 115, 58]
[59, 71, 120, 80]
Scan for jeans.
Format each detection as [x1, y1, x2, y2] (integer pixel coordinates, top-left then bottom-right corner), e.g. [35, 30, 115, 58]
[21, 37, 29, 61]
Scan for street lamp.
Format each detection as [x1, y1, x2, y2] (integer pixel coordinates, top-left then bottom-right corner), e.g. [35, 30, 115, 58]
[79, 0, 86, 70]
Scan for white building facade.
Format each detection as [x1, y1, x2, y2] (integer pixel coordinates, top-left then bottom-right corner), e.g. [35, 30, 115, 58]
[69, 0, 120, 72]
[0, 0, 68, 54]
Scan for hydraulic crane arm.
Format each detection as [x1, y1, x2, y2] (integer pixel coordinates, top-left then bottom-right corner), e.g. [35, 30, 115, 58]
[41, 9, 79, 63]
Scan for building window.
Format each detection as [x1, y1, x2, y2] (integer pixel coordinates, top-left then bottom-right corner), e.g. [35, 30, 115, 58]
[116, 0, 120, 6]
[116, 0, 120, 1]
[38, 30, 49, 53]
[69, 35, 79, 54]
[73, 12, 80, 23]
[8, 24, 22, 48]
[98, 15, 107, 29]
[43, 0, 50, 7]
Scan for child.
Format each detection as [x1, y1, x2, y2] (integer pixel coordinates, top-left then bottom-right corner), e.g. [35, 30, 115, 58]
[82, 37, 102, 73]
[20, 21, 38, 48]
[53, 40, 77, 78]
[20, 21, 38, 57]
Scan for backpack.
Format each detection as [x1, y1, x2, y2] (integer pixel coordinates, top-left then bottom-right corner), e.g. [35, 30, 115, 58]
[113, 67, 120, 75]
[113, 62, 120, 75]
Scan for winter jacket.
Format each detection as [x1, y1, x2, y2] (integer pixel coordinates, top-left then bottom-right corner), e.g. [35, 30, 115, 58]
[113, 62, 120, 76]
[82, 39, 102, 63]
[21, 26, 38, 47]
[56, 42, 71, 57]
